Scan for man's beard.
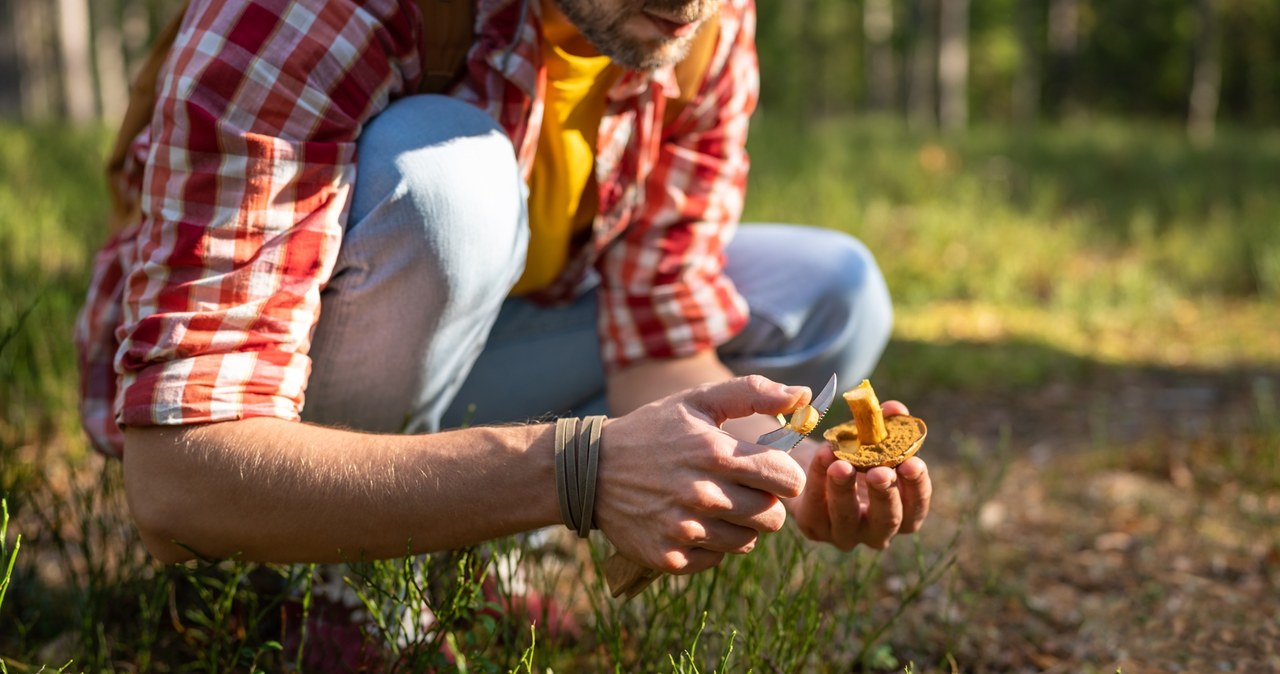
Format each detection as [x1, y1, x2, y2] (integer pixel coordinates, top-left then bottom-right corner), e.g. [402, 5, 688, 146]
[551, 0, 719, 71]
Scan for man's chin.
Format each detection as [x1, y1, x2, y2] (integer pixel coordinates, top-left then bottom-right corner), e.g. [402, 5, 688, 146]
[605, 36, 694, 71]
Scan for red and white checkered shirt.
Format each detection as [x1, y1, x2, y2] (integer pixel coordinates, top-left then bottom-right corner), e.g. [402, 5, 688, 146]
[76, 0, 758, 457]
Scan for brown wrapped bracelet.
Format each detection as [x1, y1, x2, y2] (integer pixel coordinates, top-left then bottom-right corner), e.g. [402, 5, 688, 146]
[554, 415, 606, 537]
[578, 415, 605, 537]
[554, 417, 578, 532]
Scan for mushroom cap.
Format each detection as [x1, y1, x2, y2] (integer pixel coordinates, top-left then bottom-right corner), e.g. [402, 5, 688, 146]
[823, 415, 927, 471]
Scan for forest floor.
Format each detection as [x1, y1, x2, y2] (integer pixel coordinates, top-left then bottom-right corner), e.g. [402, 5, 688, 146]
[864, 328, 1280, 673]
[4, 120, 1280, 672]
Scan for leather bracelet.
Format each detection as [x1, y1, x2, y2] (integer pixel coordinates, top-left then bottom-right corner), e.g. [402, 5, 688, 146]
[577, 415, 605, 538]
[554, 417, 578, 532]
[554, 415, 606, 536]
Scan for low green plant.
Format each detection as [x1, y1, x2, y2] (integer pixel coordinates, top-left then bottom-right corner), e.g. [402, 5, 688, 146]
[4, 116, 1279, 671]
[746, 115, 1280, 309]
[666, 612, 735, 674]
[1, 500, 19, 619]
[167, 560, 291, 673]
[1249, 377, 1280, 488]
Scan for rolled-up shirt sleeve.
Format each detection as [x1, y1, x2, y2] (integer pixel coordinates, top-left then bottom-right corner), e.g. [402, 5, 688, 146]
[596, 0, 757, 370]
[116, 0, 419, 430]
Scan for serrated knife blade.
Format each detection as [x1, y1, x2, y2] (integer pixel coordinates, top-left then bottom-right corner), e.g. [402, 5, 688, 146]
[755, 373, 838, 451]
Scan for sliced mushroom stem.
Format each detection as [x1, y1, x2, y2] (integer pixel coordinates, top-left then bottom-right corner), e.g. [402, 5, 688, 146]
[843, 379, 888, 445]
[788, 405, 820, 435]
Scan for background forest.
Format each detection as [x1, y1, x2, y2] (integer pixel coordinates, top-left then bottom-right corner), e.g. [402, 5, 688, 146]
[2, 1, 1279, 673]
[3, 0, 1280, 135]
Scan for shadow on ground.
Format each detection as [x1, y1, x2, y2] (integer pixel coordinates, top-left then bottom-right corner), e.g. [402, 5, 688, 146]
[845, 336, 1280, 673]
[836, 336, 1280, 465]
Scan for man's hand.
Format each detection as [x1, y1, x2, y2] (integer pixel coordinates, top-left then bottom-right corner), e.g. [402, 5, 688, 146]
[786, 401, 932, 550]
[593, 376, 809, 576]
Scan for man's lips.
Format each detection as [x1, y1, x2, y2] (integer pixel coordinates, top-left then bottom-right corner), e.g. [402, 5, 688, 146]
[642, 11, 701, 38]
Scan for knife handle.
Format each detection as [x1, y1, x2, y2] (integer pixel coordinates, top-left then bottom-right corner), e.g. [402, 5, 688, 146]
[603, 551, 661, 598]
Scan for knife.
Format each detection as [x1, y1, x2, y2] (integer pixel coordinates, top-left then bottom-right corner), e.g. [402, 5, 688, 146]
[754, 373, 839, 451]
[602, 374, 839, 598]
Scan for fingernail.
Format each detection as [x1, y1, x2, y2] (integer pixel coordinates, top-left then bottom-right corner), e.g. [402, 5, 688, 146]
[831, 472, 853, 487]
[900, 459, 927, 481]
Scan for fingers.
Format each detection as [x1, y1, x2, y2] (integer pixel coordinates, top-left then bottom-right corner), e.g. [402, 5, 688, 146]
[826, 459, 864, 550]
[595, 384, 809, 577]
[678, 518, 763, 554]
[728, 443, 807, 499]
[881, 400, 910, 417]
[652, 510, 771, 575]
[687, 479, 788, 534]
[860, 467, 904, 549]
[719, 493, 788, 534]
[686, 375, 809, 425]
[896, 458, 932, 534]
[655, 479, 787, 568]
[794, 444, 837, 542]
[823, 463, 920, 551]
[660, 547, 727, 575]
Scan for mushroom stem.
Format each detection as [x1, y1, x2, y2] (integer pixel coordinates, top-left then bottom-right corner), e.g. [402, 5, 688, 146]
[843, 379, 888, 445]
[789, 405, 820, 435]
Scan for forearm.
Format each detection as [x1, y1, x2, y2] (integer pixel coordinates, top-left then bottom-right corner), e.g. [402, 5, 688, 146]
[123, 418, 558, 564]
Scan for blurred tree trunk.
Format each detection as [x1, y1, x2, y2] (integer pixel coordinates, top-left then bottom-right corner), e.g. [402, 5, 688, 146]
[1187, 0, 1221, 146]
[57, 0, 96, 123]
[937, 0, 969, 131]
[863, 0, 896, 113]
[800, 0, 823, 118]
[121, 0, 154, 72]
[94, 0, 130, 122]
[770, 0, 809, 120]
[0, 0, 21, 117]
[906, 0, 938, 130]
[1046, 0, 1079, 117]
[1012, 0, 1042, 125]
[13, 0, 56, 120]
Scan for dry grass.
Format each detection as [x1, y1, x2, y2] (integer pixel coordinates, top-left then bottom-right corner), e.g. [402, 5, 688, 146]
[3, 117, 1279, 671]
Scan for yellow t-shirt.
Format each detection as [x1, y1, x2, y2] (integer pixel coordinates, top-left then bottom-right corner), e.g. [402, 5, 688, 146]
[511, 0, 621, 296]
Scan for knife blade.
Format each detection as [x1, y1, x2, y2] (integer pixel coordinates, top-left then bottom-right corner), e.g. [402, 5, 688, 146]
[755, 373, 838, 450]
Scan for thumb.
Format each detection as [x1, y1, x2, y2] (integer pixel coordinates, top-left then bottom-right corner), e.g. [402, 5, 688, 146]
[685, 375, 809, 425]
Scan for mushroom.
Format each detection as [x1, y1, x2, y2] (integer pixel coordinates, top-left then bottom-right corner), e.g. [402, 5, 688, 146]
[787, 404, 821, 435]
[823, 379, 927, 471]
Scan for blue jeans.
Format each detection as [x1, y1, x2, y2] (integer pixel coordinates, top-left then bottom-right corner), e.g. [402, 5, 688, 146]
[301, 96, 893, 433]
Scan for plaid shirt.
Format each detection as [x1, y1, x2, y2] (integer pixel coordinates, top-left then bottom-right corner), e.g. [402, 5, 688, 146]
[76, 0, 758, 457]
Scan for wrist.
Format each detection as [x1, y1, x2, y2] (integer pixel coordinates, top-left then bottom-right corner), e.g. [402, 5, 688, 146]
[467, 422, 564, 531]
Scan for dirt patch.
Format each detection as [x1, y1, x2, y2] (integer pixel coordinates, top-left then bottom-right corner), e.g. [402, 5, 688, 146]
[877, 366, 1280, 672]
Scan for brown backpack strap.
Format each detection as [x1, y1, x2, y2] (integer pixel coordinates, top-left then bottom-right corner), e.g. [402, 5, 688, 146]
[665, 11, 720, 128]
[106, 0, 474, 230]
[105, 2, 187, 231]
[418, 0, 476, 93]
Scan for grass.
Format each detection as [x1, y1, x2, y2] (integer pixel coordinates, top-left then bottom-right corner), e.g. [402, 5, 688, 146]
[1, 501, 19, 621]
[746, 114, 1280, 404]
[2, 114, 1279, 671]
[747, 115, 1280, 306]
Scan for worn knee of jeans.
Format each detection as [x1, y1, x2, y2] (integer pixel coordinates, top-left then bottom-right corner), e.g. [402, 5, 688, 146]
[721, 227, 893, 391]
[349, 95, 528, 298]
[822, 236, 893, 386]
[302, 95, 527, 433]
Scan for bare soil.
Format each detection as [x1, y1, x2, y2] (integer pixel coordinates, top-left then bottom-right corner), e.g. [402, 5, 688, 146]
[880, 365, 1280, 673]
